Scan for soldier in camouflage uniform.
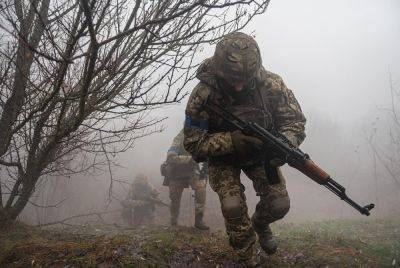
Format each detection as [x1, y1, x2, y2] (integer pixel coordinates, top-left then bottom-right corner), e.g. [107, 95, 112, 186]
[183, 32, 306, 266]
[162, 129, 209, 230]
[122, 174, 159, 226]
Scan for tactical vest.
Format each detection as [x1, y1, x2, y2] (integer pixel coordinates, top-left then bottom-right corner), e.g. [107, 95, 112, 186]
[130, 183, 153, 200]
[208, 86, 274, 134]
[165, 160, 197, 179]
[207, 84, 275, 165]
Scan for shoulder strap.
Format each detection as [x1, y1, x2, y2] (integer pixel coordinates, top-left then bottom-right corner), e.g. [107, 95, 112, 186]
[256, 85, 275, 130]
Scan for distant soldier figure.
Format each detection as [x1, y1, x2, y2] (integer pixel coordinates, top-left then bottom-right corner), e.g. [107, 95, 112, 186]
[161, 129, 209, 230]
[122, 174, 159, 226]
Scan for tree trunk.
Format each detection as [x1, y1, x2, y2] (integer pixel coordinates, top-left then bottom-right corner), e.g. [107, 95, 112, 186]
[0, 208, 11, 229]
[7, 170, 41, 220]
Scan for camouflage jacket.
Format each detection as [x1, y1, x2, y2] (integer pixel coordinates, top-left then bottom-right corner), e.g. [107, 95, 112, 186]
[128, 181, 158, 201]
[183, 58, 306, 162]
[167, 130, 197, 165]
[166, 130, 200, 178]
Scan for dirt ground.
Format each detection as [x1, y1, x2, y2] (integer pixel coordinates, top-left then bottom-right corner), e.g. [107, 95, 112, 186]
[1, 218, 399, 267]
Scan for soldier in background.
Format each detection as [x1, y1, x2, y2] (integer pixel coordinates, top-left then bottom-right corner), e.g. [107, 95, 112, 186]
[121, 174, 159, 226]
[161, 129, 209, 230]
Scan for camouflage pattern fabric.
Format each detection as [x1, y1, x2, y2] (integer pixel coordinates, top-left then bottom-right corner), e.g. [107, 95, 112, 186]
[165, 130, 208, 223]
[168, 174, 207, 221]
[183, 32, 306, 262]
[123, 175, 159, 226]
[212, 32, 262, 83]
[166, 129, 199, 181]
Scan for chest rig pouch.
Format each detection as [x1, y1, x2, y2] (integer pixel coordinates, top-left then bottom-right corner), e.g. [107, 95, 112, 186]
[208, 88, 274, 162]
[209, 86, 273, 133]
[207, 87, 282, 185]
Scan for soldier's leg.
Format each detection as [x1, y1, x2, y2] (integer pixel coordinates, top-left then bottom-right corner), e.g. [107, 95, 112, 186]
[209, 161, 257, 265]
[190, 176, 209, 230]
[243, 164, 290, 254]
[168, 180, 184, 225]
[132, 207, 145, 226]
[121, 205, 132, 225]
[144, 204, 156, 224]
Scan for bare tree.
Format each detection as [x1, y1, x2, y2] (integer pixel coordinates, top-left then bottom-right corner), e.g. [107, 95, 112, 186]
[367, 73, 400, 191]
[0, 0, 270, 225]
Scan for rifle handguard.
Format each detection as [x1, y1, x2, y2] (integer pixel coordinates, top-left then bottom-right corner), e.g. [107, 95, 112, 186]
[290, 159, 330, 184]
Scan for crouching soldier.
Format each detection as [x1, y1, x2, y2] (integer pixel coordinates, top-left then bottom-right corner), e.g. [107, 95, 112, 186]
[122, 174, 159, 226]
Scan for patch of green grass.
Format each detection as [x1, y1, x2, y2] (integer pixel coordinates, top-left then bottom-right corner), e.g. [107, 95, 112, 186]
[141, 231, 177, 259]
[152, 230, 176, 244]
[271, 218, 399, 267]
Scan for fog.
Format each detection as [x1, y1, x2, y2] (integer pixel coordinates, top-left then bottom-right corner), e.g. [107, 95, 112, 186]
[262, 0, 400, 119]
[21, 0, 400, 228]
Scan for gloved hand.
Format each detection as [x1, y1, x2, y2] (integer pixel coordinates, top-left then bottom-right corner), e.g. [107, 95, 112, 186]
[269, 157, 285, 167]
[231, 130, 264, 159]
[281, 133, 300, 147]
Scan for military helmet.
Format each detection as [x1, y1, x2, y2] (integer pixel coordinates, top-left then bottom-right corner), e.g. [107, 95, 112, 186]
[212, 32, 262, 84]
[134, 173, 148, 184]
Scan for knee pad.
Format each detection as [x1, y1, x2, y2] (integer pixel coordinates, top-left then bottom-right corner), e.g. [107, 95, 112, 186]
[221, 195, 242, 220]
[269, 196, 290, 220]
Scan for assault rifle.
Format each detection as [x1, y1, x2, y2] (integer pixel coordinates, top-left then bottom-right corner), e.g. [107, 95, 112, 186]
[204, 99, 374, 216]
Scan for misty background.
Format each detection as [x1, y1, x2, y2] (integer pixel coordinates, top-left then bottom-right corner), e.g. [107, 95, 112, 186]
[21, 0, 400, 228]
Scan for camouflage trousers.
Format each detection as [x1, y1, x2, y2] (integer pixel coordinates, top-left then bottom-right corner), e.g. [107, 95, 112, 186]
[122, 202, 155, 226]
[168, 176, 207, 221]
[209, 159, 290, 261]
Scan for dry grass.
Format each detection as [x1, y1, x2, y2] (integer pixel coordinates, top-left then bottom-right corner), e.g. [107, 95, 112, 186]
[1, 218, 399, 267]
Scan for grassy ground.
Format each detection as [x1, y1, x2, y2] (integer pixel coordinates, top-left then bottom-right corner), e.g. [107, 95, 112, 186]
[0, 218, 399, 267]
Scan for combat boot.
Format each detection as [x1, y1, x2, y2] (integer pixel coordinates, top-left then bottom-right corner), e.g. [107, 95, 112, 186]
[252, 217, 277, 255]
[194, 213, 209, 230]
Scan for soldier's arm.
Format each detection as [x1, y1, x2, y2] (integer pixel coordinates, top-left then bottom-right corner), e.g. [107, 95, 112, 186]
[167, 150, 194, 164]
[183, 83, 235, 161]
[167, 131, 195, 164]
[266, 73, 306, 146]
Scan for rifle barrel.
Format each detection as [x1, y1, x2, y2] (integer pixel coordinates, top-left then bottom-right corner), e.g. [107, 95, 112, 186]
[324, 177, 374, 216]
